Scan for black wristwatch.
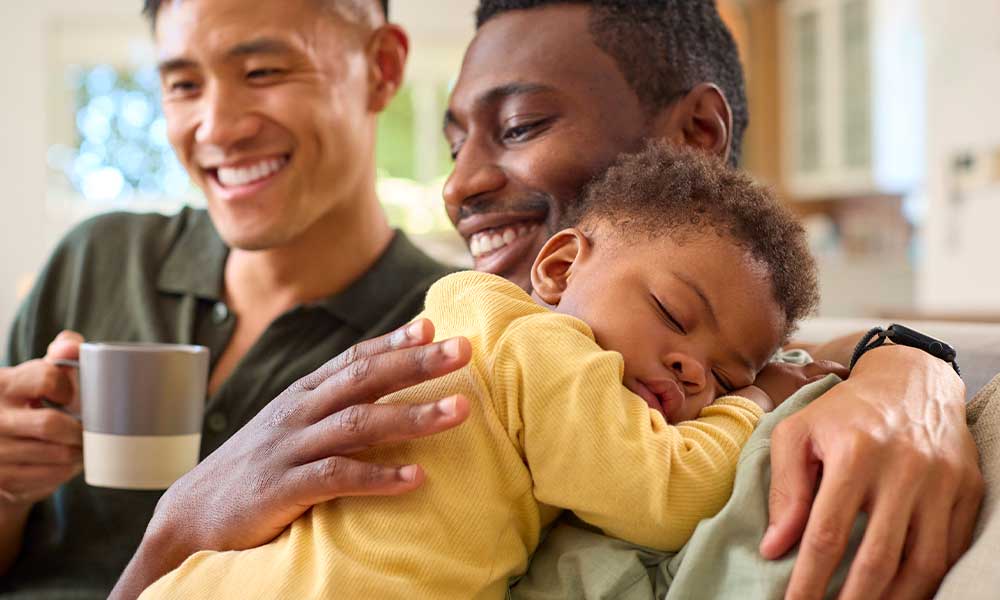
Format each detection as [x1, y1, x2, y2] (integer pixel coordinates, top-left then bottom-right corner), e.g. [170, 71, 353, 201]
[849, 324, 960, 375]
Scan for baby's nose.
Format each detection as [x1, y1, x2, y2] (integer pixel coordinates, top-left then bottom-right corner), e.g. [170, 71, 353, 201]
[664, 352, 707, 394]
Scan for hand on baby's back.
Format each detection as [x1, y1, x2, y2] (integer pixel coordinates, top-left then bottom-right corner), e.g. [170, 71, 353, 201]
[737, 361, 849, 412]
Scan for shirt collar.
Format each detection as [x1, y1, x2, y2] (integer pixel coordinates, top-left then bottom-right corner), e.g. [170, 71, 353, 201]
[317, 231, 453, 331]
[156, 209, 451, 329]
[156, 208, 228, 301]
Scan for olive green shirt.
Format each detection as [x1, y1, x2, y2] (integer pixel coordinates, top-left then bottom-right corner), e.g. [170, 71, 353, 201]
[1, 208, 453, 599]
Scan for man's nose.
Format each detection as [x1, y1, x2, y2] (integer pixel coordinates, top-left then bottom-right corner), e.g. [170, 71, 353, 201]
[194, 83, 262, 149]
[664, 352, 707, 395]
[442, 140, 507, 214]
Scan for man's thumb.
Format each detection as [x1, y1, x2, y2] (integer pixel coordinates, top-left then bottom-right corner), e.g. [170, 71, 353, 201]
[45, 330, 84, 360]
[760, 421, 819, 559]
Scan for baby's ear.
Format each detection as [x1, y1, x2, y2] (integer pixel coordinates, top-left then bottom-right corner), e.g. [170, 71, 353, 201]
[531, 229, 588, 306]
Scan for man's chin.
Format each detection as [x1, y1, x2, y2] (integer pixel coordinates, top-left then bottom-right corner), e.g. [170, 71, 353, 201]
[214, 222, 290, 252]
[475, 257, 534, 294]
[473, 245, 537, 293]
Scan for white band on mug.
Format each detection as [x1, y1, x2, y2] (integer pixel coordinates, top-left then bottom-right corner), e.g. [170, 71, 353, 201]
[83, 431, 201, 490]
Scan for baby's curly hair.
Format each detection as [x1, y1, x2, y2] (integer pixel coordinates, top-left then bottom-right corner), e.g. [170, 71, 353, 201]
[568, 143, 819, 339]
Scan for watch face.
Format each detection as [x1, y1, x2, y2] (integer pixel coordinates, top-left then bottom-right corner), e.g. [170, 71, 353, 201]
[888, 324, 957, 362]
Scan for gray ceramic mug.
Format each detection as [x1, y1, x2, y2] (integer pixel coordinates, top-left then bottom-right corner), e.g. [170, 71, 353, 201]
[60, 342, 209, 490]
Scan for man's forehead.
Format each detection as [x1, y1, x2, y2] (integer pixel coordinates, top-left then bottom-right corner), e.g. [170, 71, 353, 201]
[453, 5, 623, 102]
[153, 0, 349, 59]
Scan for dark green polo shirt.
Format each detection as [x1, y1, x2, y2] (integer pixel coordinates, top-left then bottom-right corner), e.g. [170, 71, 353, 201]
[1, 207, 453, 599]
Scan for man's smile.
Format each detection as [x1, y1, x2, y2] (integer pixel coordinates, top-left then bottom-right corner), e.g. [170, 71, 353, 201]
[202, 154, 292, 201]
[455, 209, 549, 275]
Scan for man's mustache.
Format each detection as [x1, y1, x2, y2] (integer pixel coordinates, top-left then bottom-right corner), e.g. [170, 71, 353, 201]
[456, 192, 554, 222]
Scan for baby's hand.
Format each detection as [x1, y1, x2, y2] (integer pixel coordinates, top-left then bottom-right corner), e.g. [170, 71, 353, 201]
[748, 361, 849, 411]
[730, 384, 775, 413]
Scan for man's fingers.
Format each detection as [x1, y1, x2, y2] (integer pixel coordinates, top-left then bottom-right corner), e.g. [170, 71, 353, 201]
[302, 395, 470, 460]
[885, 498, 953, 600]
[0, 407, 83, 445]
[309, 336, 472, 416]
[803, 360, 849, 380]
[0, 463, 81, 498]
[946, 471, 984, 565]
[0, 438, 82, 465]
[45, 330, 84, 361]
[838, 492, 915, 600]
[0, 360, 76, 406]
[761, 420, 819, 559]
[294, 320, 437, 391]
[784, 467, 866, 600]
[285, 456, 426, 506]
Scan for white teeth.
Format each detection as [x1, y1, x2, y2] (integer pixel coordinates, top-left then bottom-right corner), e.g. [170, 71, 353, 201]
[469, 223, 541, 259]
[216, 156, 288, 188]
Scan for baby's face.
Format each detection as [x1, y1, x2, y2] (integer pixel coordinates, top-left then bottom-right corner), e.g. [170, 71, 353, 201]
[552, 230, 786, 423]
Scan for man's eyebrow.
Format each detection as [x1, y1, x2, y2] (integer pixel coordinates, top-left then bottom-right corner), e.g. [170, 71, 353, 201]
[158, 38, 295, 74]
[227, 37, 295, 58]
[443, 82, 555, 131]
[158, 57, 198, 74]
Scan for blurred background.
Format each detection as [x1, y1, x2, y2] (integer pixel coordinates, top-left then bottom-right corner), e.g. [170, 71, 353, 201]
[1, 0, 998, 346]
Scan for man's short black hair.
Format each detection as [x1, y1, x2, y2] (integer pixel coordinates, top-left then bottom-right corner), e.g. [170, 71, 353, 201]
[476, 0, 748, 166]
[570, 142, 818, 339]
[141, 0, 390, 25]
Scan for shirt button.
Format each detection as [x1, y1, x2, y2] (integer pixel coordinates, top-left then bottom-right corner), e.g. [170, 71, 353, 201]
[212, 302, 230, 324]
[207, 412, 228, 433]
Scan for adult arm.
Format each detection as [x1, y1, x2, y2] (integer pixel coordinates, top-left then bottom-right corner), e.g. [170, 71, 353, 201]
[785, 330, 867, 367]
[110, 319, 471, 600]
[0, 333, 83, 574]
[761, 344, 982, 600]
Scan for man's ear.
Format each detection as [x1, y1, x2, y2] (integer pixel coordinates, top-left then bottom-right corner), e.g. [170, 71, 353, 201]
[367, 24, 409, 112]
[530, 229, 589, 306]
[651, 83, 733, 163]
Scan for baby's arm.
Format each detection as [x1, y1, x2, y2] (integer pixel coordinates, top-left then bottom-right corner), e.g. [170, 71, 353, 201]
[493, 315, 763, 552]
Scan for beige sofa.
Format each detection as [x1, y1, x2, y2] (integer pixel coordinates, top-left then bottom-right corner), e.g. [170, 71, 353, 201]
[796, 318, 1000, 400]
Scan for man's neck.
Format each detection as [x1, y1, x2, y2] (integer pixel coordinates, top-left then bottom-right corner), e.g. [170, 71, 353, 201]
[223, 197, 394, 318]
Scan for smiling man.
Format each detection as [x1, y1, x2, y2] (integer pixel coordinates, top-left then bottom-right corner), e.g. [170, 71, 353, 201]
[441, 2, 982, 599]
[0, 1, 472, 597]
[443, 1, 747, 291]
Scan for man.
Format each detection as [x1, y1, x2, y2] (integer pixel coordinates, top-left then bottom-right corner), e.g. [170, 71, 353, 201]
[443, 4, 982, 596]
[0, 1, 982, 599]
[0, 1, 471, 597]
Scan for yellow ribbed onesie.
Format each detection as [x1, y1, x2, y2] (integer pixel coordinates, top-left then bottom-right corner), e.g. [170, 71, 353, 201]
[141, 271, 763, 600]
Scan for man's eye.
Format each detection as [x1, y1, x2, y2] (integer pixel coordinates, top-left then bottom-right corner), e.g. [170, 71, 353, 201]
[501, 118, 550, 143]
[166, 80, 199, 95]
[247, 68, 284, 80]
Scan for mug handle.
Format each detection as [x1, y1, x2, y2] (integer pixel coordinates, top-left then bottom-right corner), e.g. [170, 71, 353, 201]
[44, 359, 80, 418]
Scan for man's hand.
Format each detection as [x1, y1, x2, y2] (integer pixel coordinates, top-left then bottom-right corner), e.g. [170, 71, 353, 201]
[761, 344, 983, 600]
[0, 331, 83, 506]
[111, 319, 472, 599]
[0, 331, 84, 573]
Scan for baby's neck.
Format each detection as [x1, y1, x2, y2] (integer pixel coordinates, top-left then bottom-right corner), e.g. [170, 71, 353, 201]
[529, 289, 556, 311]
